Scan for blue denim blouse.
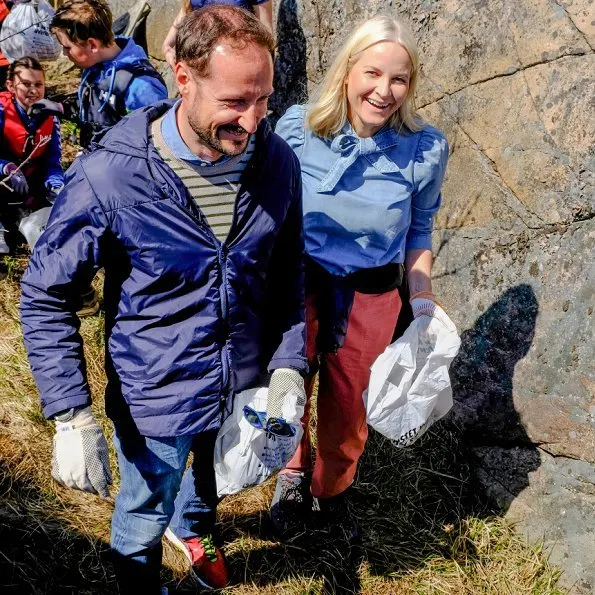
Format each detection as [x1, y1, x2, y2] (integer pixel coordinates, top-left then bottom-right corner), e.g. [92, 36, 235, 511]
[275, 105, 449, 277]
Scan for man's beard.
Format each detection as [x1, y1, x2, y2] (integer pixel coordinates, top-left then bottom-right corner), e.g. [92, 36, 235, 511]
[188, 115, 249, 157]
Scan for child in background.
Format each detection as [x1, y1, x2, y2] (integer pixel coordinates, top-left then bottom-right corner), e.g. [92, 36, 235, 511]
[0, 57, 64, 254]
[51, 0, 167, 150]
[49, 0, 167, 316]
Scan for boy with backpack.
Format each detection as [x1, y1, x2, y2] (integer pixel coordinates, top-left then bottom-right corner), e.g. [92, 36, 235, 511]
[50, 0, 167, 150]
[49, 0, 167, 316]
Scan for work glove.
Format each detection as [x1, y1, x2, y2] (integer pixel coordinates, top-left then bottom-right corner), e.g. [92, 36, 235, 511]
[410, 292, 445, 319]
[266, 368, 307, 422]
[29, 98, 64, 120]
[46, 183, 64, 204]
[3, 163, 28, 195]
[52, 406, 112, 498]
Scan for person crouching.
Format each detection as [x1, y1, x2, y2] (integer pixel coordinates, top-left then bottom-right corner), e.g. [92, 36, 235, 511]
[0, 57, 64, 253]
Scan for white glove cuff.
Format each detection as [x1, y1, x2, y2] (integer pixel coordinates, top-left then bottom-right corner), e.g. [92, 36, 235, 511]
[54, 406, 96, 431]
[411, 297, 438, 318]
[271, 368, 302, 381]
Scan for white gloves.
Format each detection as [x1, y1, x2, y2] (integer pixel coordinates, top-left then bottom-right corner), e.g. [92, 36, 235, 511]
[266, 368, 306, 422]
[410, 291, 445, 319]
[52, 406, 112, 498]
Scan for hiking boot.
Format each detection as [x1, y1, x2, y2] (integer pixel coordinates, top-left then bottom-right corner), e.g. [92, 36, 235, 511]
[270, 471, 313, 538]
[164, 528, 228, 590]
[314, 488, 360, 541]
[0, 229, 9, 255]
[76, 287, 100, 318]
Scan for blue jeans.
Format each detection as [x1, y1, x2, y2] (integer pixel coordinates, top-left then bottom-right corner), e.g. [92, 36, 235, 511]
[110, 423, 218, 592]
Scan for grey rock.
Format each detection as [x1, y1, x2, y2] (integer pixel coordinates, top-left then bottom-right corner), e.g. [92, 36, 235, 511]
[473, 446, 595, 594]
[436, 221, 595, 464]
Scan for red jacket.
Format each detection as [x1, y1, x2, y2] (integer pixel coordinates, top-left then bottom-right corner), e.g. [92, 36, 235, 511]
[0, 91, 54, 178]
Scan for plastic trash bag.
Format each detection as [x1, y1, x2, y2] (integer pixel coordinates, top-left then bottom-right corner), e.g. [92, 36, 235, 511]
[363, 306, 461, 448]
[1, 0, 61, 62]
[18, 206, 51, 248]
[214, 386, 305, 497]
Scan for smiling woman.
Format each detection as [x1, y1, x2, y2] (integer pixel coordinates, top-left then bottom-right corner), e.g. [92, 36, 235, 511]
[270, 14, 450, 539]
[346, 42, 412, 138]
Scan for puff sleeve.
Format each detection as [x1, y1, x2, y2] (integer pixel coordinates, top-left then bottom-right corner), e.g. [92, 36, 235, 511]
[406, 126, 449, 251]
[275, 104, 307, 159]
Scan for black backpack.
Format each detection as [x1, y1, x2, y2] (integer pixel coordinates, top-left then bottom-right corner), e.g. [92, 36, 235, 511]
[79, 60, 165, 149]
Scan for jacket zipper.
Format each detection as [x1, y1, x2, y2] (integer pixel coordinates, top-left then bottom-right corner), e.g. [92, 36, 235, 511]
[156, 156, 250, 414]
[216, 242, 231, 411]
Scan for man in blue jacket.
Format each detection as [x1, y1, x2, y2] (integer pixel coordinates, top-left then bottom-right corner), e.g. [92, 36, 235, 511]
[21, 6, 306, 593]
[51, 0, 168, 150]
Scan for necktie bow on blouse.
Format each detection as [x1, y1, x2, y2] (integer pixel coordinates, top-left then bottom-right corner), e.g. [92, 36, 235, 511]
[316, 133, 379, 192]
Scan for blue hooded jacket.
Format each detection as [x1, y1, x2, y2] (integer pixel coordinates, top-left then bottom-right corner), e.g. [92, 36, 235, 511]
[78, 37, 167, 147]
[20, 101, 307, 437]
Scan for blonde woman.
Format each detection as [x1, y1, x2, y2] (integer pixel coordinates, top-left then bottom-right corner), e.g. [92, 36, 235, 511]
[271, 15, 449, 538]
[162, 0, 273, 69]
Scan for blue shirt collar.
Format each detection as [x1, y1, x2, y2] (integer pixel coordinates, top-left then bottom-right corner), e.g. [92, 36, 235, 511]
[317, 120, 402, 192]
[336, 119, 401, 152]
[161, 99, 232, 166]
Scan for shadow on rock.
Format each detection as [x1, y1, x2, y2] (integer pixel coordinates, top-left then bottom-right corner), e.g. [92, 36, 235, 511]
[449, 283, 541, 513]
[220, 285, 543, 590]
[269, 0, 308, 124]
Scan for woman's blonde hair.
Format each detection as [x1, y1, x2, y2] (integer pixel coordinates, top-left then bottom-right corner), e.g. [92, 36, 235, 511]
[307, 15, 423, 138]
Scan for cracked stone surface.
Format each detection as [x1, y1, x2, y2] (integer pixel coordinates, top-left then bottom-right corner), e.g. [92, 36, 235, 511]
[473, 446, 595, 594]
[104, 0, 594, 590]
[436, 221, 594, 462]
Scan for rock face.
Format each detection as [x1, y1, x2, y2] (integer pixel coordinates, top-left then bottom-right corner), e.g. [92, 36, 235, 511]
[108, 0, 594, 590]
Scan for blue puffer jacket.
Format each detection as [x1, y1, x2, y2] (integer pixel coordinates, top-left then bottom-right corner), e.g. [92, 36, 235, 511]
[20, 100, 307, 437]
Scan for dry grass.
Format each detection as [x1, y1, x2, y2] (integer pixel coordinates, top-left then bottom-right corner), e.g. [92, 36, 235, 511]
[0, 251, 565, 594]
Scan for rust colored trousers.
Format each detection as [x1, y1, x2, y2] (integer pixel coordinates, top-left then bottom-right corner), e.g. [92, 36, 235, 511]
[283, 289, 402, 498]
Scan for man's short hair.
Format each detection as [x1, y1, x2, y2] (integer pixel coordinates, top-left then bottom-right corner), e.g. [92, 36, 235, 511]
[51, 0, 114, 47]
[176, 5, 275, 78]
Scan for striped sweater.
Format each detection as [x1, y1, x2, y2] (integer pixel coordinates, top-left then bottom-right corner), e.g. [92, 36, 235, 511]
[151, 114, 255, 241]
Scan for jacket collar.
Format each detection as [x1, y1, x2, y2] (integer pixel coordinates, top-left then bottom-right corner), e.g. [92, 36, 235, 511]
[97, 99, 272, 160]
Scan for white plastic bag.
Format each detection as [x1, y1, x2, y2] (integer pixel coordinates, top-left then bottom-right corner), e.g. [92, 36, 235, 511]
[18, 206, 51, 248]
[363, 307, 461, 448]
[214, 386, 304, 497]
[1, 0, 62, 63]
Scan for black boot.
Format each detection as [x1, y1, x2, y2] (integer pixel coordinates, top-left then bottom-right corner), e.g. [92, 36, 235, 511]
[270, 471, 313, 539]
[76, 286, 100, 317]
[314, 487, 360, 541]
